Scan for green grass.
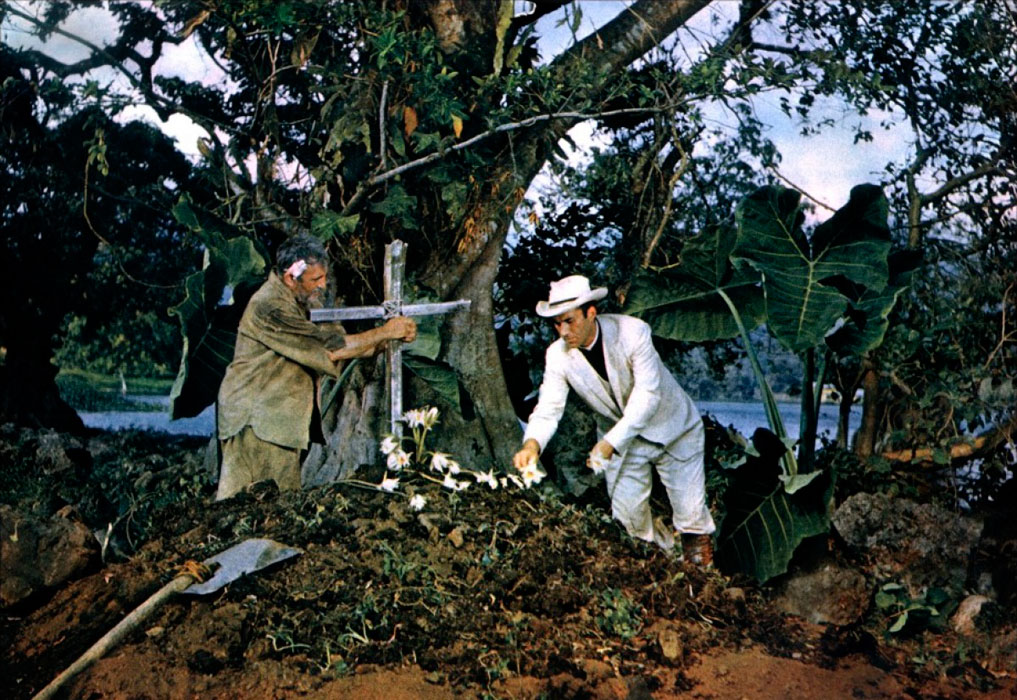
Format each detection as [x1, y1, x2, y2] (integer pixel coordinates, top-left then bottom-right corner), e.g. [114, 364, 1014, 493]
[56, 369, 175, 411]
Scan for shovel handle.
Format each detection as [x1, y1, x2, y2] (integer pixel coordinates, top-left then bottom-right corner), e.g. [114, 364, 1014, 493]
[32, 574, 194, 700]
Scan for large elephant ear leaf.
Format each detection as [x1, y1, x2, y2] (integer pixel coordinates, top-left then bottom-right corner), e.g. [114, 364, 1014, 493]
[402, 313, 466, 416]
[625, 224, 765, 342]
[826, 249, 922, 356]
[715, 428, 833, 583]
[169, 235, 267, 419]
[734, 184, 891, 354]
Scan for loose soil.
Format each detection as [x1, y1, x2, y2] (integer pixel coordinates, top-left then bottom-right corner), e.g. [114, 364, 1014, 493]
[2, 430, 1014, 699]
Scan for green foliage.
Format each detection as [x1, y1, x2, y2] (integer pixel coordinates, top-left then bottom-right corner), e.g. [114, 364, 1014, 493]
[629, 184, 899, 477]
[625, 224, 766, 342]
[874, 583, 955, 636]
[595, 588, 643, 640]
[713, 428, 834, 584]
[168, 202, 268, 418]
[825, 250, 923, 356]
[733, 184, 891, 354]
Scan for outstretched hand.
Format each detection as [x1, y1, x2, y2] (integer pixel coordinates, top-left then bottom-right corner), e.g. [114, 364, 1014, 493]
[384, 316, 417, 343]
[512, 440, 540, 471]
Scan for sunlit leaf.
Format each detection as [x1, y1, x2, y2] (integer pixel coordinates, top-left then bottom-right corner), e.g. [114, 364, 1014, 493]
[403, 105, 418, 137]
[625, 224, 765, 341]
[733, 184, 891, 353]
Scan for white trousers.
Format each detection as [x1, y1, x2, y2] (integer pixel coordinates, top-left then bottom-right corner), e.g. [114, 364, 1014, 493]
[603, 421, 716, 546]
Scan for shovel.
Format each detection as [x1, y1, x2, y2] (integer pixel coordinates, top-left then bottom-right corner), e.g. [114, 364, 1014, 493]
[32, 538, 302, 700]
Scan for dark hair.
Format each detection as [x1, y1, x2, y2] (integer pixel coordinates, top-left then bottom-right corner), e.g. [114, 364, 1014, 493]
[276, 233, 327, 277]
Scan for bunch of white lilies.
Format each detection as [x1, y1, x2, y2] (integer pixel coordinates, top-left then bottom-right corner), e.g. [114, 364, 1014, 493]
[374, 406, 545, 512]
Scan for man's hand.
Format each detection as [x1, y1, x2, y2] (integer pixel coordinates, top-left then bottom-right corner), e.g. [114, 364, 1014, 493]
[587, 439, 615, 469]
[512, 440, 541, 471]
[327, 316, 418, 362]
[383, 316, 417, 343]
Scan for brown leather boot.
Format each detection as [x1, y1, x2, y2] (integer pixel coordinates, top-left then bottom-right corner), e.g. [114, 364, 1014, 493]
[680, 533, 714, 567]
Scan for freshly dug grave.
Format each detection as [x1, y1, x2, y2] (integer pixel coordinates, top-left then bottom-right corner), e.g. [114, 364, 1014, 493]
[2, 429, 1014, 699]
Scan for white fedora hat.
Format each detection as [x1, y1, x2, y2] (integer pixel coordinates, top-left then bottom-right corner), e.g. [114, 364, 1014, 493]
[535, 275, 608, 317]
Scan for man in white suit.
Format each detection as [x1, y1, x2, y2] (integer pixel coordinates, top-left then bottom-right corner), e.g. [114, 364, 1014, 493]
[512, 275, 716, 564]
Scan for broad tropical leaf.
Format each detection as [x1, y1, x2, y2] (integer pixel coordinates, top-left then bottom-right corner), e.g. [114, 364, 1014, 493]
[169, 199, 267, 418]
[826, 249, 922, 356]
[715, 428, 833, 583]
[403, 314, 465, 415]
[625, 224, 766, 341]
[734, 184, 891, 354]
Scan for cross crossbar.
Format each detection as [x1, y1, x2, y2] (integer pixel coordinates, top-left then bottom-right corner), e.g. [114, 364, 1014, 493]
[311, 240, 470, 438]
[309, 300, 470, 323]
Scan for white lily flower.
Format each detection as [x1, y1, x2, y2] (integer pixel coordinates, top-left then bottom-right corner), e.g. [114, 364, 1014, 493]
[455, 479, 470, 491]
[588, 452, 611, 475]
[430, 452, 451, 473]
[423, 406, 439, 429]
[442, 474, 458, 490]
[387, 449, 411, 471]
[499, 477, 508, 489]
[446, 459, 461, 475]
[379, 435, 399, 455]
[520, 463, 545, 488]
[408, 494, 427, 511]
[379, 476, 400, 492]
[474, 470, 498, 489]
[402, 408, 425, 428]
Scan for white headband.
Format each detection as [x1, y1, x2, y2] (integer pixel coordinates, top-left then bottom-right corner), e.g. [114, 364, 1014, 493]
[286, 259, 308, 279]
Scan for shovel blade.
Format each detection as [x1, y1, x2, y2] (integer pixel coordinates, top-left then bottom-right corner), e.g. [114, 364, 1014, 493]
[183, 538, 302, 595]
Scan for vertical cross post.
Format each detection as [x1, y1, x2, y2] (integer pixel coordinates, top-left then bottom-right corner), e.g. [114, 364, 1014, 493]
[383, 241, 406, 439]
[309, 239, 470, 442]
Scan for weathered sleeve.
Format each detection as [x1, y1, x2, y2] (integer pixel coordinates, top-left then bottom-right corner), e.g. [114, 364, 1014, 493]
[522, 344, 570, 452]
[247, 298, 346, 376]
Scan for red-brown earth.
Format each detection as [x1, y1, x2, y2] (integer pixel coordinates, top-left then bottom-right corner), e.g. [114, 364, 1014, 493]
[2, 429, 1014, 699]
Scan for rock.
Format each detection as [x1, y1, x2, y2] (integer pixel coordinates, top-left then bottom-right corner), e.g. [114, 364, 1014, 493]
[832, 492, 982, 595]
[35, 430, 90, 475]
[657, 627, 682, 661]
[1, 504, 100, 609]
[723, 587, 746, 605]
[447, 526, 465, 548]
[950, 594, 992, 635]
[774, 563, 870, 625]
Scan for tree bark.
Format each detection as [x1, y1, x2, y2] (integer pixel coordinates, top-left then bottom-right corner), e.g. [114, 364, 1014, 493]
[413, 0, 716, 470]
[853, 362, 880, 457]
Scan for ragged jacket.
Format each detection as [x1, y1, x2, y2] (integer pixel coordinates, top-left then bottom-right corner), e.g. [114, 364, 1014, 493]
[522, 314, 700, 455]
[218, 272, 346, 449]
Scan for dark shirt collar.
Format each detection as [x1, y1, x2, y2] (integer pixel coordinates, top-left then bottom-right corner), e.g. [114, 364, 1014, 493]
[581, 320, 601, 352]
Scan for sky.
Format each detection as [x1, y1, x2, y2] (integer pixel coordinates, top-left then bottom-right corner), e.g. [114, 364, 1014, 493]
[3, 0, 913, 216]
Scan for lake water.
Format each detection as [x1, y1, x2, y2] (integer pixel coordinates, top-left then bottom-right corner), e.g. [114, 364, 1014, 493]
[80, 396, 861, 443]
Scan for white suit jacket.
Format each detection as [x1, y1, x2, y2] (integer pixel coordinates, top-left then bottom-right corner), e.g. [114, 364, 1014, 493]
[523, 314, 700, 455]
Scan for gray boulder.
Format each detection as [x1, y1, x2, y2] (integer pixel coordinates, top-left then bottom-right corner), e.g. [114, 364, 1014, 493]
[774, 562, 871, 625]
[832, 492, 982, 595]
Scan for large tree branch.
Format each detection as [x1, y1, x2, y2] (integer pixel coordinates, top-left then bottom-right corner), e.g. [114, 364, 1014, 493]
[7, 4, 235, 138]
[338, 104, 689, 217]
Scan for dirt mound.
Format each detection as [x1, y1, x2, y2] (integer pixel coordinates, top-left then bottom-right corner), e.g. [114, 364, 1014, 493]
[2, 430, 1015, 698]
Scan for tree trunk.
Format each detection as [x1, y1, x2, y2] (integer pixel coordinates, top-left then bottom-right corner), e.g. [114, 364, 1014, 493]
[304, 356, 388, 486]
[836, 389, 854, 449]
[403, 0, 717, 471]
[853, 362, 880, 457]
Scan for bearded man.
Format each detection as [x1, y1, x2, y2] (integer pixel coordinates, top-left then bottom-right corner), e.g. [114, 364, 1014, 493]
[216, 233, 416, 500]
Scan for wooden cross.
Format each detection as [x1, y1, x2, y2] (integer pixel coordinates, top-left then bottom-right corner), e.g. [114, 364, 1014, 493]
[309, 240, 470, 438]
